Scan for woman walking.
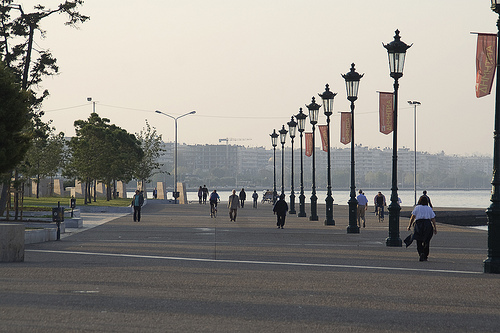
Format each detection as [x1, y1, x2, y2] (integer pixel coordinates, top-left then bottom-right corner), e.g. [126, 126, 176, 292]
[407, 196, 437, 261]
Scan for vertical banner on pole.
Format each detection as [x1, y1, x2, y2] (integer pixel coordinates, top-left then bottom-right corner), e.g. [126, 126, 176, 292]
[305, 132, 313, 157]
[318, 125, 328, 152]
[379, 92, 394, 135]
[476, 33, 497, 98]
[340, 112, 352, 145]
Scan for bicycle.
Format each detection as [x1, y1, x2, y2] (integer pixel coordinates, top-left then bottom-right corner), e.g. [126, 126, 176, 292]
[210, 201, 218, 218]
[376, 205, 384, 223]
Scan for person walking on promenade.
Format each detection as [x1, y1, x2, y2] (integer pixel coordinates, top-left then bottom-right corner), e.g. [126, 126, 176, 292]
[202, 185, 209, 204]
[407, 195, 437, 261]
[252, 190, 259, 208]
[356, 190, 368, 228]
[198, 186, 203, 204]
[153, 187, 157, 199]
[273, 193, 289, 229]
[374, 192, 386, 221]
[228, 189, 240, 221]
[131, 190, 144, 222]
[422, 190, 433, 208]
[239, 188, 247, 208]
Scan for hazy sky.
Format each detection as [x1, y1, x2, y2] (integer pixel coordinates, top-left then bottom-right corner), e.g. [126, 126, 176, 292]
[20, 0, 498, 156]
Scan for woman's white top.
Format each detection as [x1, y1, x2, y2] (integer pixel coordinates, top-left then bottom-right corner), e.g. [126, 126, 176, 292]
[411, 205, 436, 220]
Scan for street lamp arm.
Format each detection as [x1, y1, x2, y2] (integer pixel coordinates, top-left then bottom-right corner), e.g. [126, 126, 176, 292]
[155, 110, 196, 120]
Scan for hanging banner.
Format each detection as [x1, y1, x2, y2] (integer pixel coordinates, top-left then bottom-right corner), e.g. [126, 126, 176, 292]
[476, 33, 497, 98]
[318, 125, 328, 152]
[379, 92, 394, 135]
[340, 112, 351, 145]
[305, 132, 313, 157]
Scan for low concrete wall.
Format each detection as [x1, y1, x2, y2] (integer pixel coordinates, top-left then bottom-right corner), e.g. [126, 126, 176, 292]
[401, 209, 487, 226]
[0, 224, 24, 262]
[25, 228, 57, 244]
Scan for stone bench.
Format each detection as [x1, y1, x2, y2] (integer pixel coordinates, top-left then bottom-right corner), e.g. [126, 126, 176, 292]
[0, 223, 24, 262]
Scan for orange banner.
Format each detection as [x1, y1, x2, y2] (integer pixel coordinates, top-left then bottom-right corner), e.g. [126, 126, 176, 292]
[476, 33, 497, 98]
[379, 92, 393, 135]
[305, 132, 313, 157]
[318, 125, 328, 152]
[340, 112, 351, 145]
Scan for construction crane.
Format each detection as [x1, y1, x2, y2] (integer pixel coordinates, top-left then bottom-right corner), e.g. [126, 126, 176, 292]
[219, 138, 251, 161]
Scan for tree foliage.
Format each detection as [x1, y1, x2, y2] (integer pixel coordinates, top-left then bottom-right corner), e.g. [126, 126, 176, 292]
[67, 113, 143, 201]
[134, 120, 165, 188]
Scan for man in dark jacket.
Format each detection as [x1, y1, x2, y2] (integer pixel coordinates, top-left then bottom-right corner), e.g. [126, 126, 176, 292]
[273, 194, 288, 229]
[132, 190, 145, 222]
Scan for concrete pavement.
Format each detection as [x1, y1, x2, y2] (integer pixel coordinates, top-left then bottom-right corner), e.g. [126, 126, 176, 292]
[1, 200, 499, 332]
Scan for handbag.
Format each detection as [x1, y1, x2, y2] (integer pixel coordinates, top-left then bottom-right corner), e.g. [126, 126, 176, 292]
[404, 233, 413, 248]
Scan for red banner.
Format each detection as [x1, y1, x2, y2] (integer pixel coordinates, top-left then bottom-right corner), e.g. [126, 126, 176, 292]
[305, 132, 313, 157]
[379, 92, 393, 135]
[318, 125, 328, 152]
[340, 112, 351, 145]
[476, 33, 497, 98]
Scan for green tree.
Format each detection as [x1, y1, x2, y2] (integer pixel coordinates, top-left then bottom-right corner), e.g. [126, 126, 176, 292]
[134, 120, 165, 190]
[67, 114, 143, 202]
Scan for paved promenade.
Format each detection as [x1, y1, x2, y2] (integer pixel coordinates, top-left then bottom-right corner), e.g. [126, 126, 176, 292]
[1, 200, 499, 332]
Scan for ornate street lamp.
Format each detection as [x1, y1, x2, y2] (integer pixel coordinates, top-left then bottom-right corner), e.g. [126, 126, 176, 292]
[383, 29, 412, 247]
[287, 116, 298, 214]
[318, 84, 337, 226]
[342, 63, 364, 233]
[306, 97, 321, 221]
[295, 108, 308, 217]
[270, 129, 279, 204]
[279, 125, 288, 196]
[485, 1, 500, 273]
[155, 110, 196, 203]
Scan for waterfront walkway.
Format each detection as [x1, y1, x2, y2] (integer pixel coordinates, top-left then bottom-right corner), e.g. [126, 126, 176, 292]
[2, 201, 499, 332]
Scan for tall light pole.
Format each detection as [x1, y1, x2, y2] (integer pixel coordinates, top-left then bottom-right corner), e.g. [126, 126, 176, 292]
[319, 84, 337, 226]
[343, 63, 364, 234]
[306, 97, 321, 221]
[279, 125, 288, 196]
[155, 110, 196, 203]
[485, 0, 500, 273]
[383, 29, 411, 247]
[287, 116, 297, 214]
[408, 100, 421, 206]
[295, 108, 308, 217]
[270, 129, 279, 204]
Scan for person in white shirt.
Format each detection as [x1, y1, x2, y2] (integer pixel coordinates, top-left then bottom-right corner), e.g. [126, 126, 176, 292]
[356, 190, 368, 228]
[407, 195, 437, 261]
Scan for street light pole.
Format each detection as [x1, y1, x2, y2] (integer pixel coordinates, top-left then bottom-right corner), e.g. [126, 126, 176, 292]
[287, 116, 298, 214]
[319, 84, 337, 226]
[485, 0, 500, 273]
[295, 108, 308, 217]
[383, 30, 411, 247]
[408, 100, 421, 206]
[270, 129, 279, 204]
[155, 110, 196, 203]
[306, 97, 321, 221]
[279, 125, 288, 196]
[343, 63, 364, 234]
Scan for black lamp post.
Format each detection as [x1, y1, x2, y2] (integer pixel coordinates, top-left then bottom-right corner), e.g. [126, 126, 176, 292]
[270, 129, 279, 204]
[306, 97, 321, 221]
[295, 108, 308, 217]
[287, 116, 298, 214]
[485, 1, 500, 273]
[318, 84, 337, 226]
[342, 63, 364, 234]
[383, 30, 412, 247]
[279, 125, 288, 196]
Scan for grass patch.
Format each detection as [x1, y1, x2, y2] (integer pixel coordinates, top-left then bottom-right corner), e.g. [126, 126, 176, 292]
[20, 197, 131, 208]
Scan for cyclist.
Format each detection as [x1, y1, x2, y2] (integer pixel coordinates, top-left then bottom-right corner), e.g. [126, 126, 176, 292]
[374, 192, 386, 222]
[209, 190, 220, 218]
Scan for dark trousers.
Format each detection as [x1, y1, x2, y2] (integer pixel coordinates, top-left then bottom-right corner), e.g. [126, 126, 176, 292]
[240, 200, 245, 208]
[416, 240, 430, 259]
[229, 209, 238, 221]
[277, 215, 286, 228]
[253, 199, 257, 208]
[133, 206, 141, 222]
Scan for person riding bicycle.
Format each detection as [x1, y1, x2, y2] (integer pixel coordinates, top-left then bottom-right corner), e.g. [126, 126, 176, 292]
[209, 190, 220, 217]
[374, 192, 386, 221]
